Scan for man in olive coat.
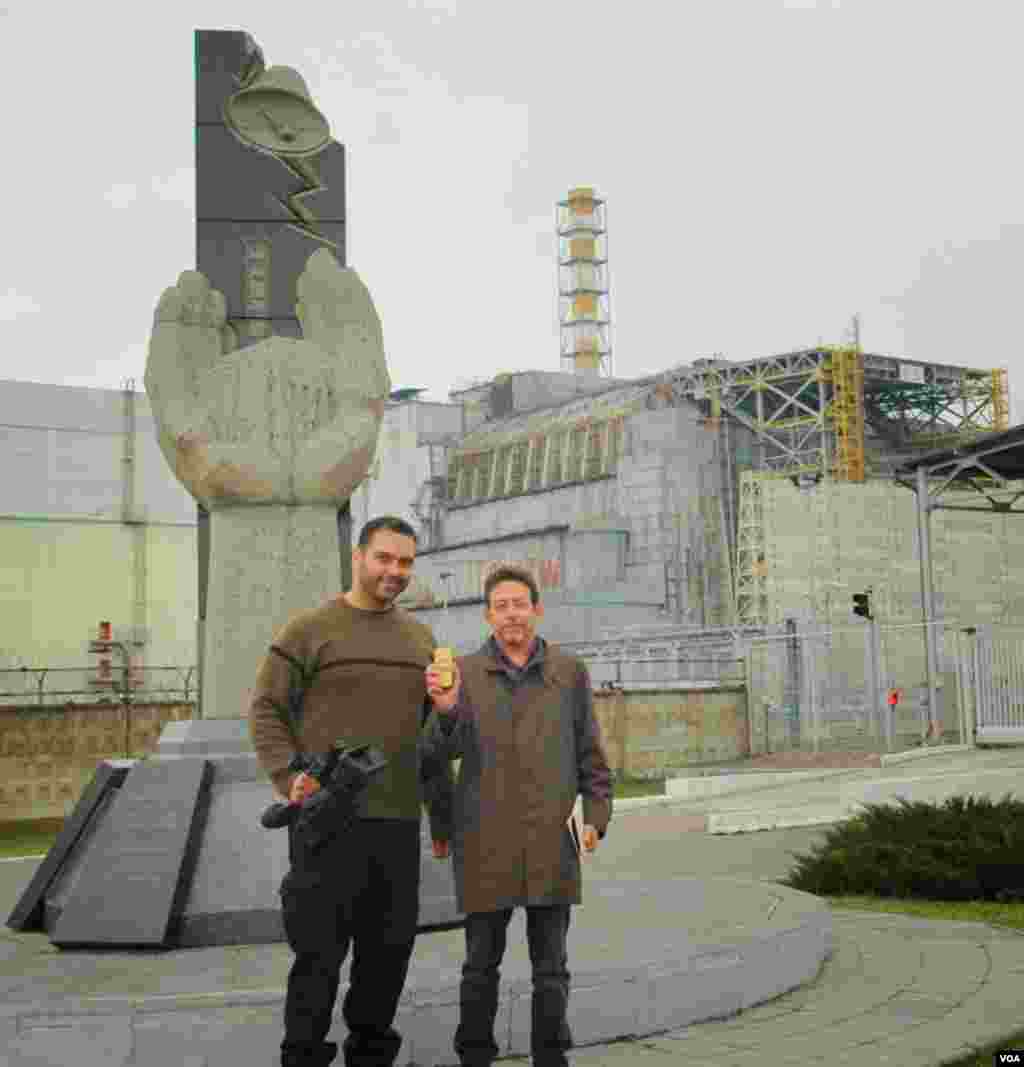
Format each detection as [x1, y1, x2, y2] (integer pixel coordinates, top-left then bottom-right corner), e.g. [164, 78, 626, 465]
[421, 564, 613, 1067]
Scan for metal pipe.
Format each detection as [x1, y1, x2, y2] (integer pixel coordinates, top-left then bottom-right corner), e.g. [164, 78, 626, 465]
[955, 629, 967, 747]
[915, 464, 939, 738]
[866, 618, 881, 746]
[874, 620, 892, 751]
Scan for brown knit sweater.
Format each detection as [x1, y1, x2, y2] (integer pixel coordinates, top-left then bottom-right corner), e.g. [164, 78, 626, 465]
[248, 595, 447, 829]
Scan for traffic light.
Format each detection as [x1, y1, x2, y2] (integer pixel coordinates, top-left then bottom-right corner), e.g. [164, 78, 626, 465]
[852, 591, 873, 620]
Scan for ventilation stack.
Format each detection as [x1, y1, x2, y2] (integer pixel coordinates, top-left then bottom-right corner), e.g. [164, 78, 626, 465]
[557, 187, 611, 378]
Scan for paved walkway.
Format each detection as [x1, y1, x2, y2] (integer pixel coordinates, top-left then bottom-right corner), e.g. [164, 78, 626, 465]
[2, 744, 1023, 1066]
[552, 910, 1024, 1066]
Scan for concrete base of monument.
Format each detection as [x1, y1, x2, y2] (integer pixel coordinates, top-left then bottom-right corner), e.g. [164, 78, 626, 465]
[36, 719, 463, 950]
[0, 870, 833, 1067]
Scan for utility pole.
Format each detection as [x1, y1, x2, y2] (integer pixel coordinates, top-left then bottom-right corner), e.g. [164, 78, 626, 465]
[854, 588, 885, 747]
[872, 616, 889, 750]
[915, 465, 941, 740]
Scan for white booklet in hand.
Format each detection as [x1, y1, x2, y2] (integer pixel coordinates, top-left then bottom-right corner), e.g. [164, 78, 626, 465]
[568, 796, 586, 857]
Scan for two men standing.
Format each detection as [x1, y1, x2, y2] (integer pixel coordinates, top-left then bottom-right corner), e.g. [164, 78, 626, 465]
[249, 517, 613, 1067]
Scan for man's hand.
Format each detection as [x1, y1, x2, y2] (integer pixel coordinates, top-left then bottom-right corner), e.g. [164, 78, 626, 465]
[431, 839, 450, 860]
[581, 825, 599, 853]
[288, 771, 321, 805]
[425, 661, 461, 713]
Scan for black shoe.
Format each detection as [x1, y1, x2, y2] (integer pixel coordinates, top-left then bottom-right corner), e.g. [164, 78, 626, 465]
[281, 1039, 339, 1066]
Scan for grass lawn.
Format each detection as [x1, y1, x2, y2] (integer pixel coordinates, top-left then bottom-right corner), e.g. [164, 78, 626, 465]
[612, 776, 665, 800]
[828, 895, 1024, 1065]
[0, 819, 64, 859]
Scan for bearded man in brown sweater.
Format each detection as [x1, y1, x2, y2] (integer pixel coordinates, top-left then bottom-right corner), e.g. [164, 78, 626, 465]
[249, 515, 453, 1067]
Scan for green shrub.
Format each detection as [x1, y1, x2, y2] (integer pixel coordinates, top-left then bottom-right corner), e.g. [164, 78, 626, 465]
[782, 793, 1024, 902]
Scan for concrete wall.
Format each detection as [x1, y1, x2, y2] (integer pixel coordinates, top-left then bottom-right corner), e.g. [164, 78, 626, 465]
[0, 380, 199, 690]
[0, 520, 197, 688]
[0, 703, 195, 823]
[593, 686, 749, 778]
[350, 399, 463, 545]
[751, 476, 1024, 745]
[762, 477, 1024, 626]
[393, 400, 747, 646]
[0, 380, 194, 523]
[617, 406, 735, 623]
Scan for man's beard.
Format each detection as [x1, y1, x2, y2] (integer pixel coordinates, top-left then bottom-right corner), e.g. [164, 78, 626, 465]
[371, 574, 406, 602]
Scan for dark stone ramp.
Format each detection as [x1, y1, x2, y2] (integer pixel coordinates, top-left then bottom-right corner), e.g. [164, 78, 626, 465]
[50, 759, 214, 950]
[5, 760, 131, 933]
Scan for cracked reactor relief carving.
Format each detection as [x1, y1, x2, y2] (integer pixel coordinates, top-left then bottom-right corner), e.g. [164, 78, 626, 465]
[145, 248, 390, 509]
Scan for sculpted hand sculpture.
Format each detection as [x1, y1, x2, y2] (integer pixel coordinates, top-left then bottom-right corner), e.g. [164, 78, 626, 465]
[144, 248, 390, 510]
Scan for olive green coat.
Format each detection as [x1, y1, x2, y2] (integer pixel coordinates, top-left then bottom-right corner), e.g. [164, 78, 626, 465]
[420, 637, 612, 915]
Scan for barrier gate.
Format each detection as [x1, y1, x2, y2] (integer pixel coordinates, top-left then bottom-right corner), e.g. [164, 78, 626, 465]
[958, 625, 1024, 743]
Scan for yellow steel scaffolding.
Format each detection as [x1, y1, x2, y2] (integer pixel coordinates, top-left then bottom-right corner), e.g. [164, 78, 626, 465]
[826, 346, 866, 483]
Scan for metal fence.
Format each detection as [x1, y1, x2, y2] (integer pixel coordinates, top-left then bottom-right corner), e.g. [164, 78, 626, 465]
[558, 632, 746, 690]
[0, 665, 197, 708]
[564, 620, 1008, 754]
[743, 619, 982, 755]
[3, 622, 1020, 752]
[965, 624, 1024, 743]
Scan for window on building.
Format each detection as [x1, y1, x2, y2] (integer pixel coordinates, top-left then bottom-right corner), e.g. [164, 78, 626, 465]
[506, 442, 528, 496]
[469, 455, 487, 500]
[446, 456, 461, 502]
[446, 416, 626, 506]
[493, 446, 511, 495]
[526, 435, 546, 490]
[584, 422, 604, 480]
[605, 418, 623, 474]
[457, 454, 476, 502]
[546, 431, 565, 486]
[565, 426, 586, 482]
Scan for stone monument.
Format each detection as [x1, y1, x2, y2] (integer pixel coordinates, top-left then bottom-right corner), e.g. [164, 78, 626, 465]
[6, 30, 461, 949]
[146, 247, 388, 718]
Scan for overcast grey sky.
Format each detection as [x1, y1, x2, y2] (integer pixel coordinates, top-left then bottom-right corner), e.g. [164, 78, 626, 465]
[1, 0, 1021, 417]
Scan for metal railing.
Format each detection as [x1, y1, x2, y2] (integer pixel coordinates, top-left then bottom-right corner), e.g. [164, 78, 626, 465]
[741, 619, 985, 755]
[0, 665, 197, 708]
[557, 634, 747, 690]
[584, 657, 746, 689]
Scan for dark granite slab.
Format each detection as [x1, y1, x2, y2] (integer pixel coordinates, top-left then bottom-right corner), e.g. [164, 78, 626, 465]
[50, 759, 214, 950]
[6, 760, 132, 932]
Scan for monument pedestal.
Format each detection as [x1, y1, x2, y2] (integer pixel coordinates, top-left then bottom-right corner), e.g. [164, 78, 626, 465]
[202, 506, 341, 721]
[8, 719, 463, 950]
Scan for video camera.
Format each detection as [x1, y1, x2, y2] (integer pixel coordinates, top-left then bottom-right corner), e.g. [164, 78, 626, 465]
[260, 742, 388, 853]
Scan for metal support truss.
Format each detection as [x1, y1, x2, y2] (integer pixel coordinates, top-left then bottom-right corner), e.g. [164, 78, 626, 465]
[658, 349, 1007, 480]
[735, 471, 769, 625]
[894, 425, 1024, 739]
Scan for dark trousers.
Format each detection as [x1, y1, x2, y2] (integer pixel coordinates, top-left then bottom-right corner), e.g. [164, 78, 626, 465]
[455, 905, 572, 1067]
[280, 818, 421, 1067]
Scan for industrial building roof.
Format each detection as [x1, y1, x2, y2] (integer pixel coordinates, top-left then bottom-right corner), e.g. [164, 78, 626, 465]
[896, 423, 1024, 482]
[454, 378, 662, 454]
